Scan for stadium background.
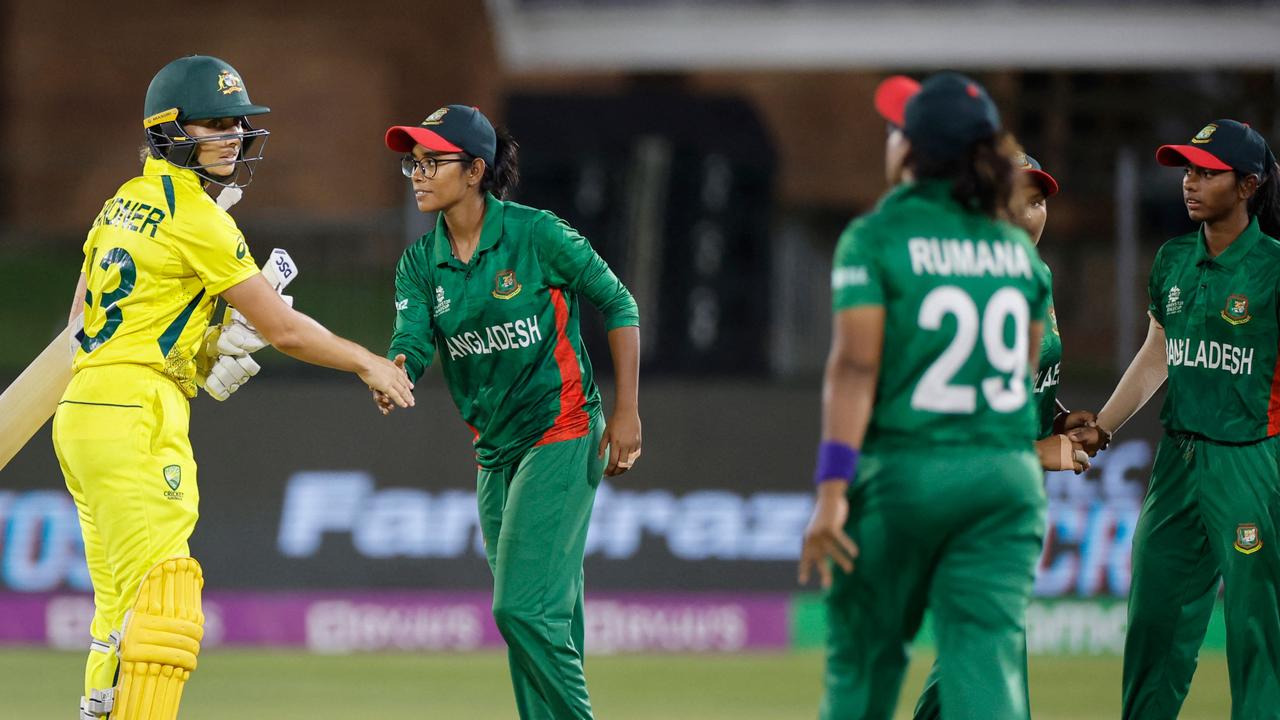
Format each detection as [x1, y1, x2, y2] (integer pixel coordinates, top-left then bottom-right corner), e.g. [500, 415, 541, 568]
[3, 0, 1278, 717]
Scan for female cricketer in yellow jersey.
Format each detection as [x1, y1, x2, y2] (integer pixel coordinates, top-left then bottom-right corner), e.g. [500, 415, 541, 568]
[55, 55, 413, 720]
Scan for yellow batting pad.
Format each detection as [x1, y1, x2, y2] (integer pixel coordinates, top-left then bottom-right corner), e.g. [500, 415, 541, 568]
[113, 557, 205, 720]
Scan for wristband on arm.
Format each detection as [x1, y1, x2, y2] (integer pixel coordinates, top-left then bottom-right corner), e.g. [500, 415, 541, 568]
[814, 441, 859, 485]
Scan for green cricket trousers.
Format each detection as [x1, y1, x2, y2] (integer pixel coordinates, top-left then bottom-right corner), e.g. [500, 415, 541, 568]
[477, 418, 606, 720]
[910, 639, 1030, 720]
[821, 445, 1046, 720]
[1123, 432, 1280, 719]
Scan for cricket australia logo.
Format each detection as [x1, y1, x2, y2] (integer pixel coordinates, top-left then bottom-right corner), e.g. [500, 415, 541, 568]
[492, 270, 522, 300]
[1235, 523, 1262, 554]
[163, 464, 184, 501]
[434, 285, 451, 316]
[217, 70, 244, 96]
[1166, 285, 1183, 316]
[1222, 294, 1251, 325]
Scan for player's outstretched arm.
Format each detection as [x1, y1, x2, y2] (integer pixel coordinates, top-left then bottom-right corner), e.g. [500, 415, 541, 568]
[1074, 315, 1168, 449]
[221, 273, 415, 408]
[1026, 320, 1089, 473]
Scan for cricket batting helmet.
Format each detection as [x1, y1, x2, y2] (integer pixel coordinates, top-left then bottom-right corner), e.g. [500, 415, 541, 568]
[143, 55, 271, 187]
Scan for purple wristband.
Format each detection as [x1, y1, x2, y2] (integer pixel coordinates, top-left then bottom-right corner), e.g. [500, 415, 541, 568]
[814, 441, 859, 485]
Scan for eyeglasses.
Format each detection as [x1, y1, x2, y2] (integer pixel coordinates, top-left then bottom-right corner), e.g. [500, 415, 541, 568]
[400, 155, 470, 179]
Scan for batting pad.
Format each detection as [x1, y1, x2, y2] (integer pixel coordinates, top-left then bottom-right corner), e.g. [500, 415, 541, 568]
[113, 557, 205, 720]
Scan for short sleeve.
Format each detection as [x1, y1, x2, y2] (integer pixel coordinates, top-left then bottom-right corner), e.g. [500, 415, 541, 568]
[831, 218, 885, 311]
[80, 233, 93, 275]
[1147, 245, 1166, 326]
[1029, 248, 1053, 324]
[174, 209, 258, 296]
[387, 245, 437, 382]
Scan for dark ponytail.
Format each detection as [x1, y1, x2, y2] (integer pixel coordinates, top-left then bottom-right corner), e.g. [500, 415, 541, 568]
[481, 126, 520, 200]
[1248, 157, 1280, 238]
[909, 133, 1018, 220]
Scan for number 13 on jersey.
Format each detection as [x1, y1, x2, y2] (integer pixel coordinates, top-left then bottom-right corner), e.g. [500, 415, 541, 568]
[78, 247, 138, 353]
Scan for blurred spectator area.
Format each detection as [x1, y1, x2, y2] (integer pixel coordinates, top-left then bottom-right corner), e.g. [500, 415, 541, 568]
[2, 0, 1279, 380]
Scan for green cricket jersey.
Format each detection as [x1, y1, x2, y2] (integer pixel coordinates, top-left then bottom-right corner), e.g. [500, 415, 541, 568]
[832, 180, 1052, 451]
[1032, 277, 1062, 440]
[389, 194, 639, 468]
[1147, 216, 1280, 443]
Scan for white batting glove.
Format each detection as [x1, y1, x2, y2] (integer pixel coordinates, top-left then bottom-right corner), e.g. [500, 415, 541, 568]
[216, 319, 269, 356]
[218, 295, 292, 356]
[201, 353, 261, 401]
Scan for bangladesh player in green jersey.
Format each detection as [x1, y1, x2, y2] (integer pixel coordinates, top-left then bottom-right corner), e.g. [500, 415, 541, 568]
[379, 105, 641, 720]
[1087, 119, 1280, 719]
[798, 72, 1055, 720]
[911, 150, 1101, 720]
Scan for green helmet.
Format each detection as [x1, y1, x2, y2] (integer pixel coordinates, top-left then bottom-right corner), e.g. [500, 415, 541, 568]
[143, 55, 271, 187]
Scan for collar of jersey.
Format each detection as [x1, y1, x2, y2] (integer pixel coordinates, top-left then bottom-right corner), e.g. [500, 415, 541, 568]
[432, 193, 506, 268]
[1196, 215, 1261, 269]
[141, 156, 204, 194]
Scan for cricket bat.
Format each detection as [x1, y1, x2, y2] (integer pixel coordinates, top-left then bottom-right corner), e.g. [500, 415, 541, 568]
[0, 323, 76, 472]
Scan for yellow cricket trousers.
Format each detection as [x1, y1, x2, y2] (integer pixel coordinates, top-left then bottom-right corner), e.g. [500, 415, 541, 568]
[52, 363, 200, 700]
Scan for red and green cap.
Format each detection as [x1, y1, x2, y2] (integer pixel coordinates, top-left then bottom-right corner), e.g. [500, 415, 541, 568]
[1016, 152, 1059, 197]
[385, 105, 497, 167]
[874, 72, 1002, 161]
[1156, 119, 1274, 176]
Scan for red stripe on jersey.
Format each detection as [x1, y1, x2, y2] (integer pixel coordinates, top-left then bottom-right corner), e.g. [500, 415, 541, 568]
[536, 288, 590, 446]
[467, 422, 481, 470]
[1269, 345, 1280, 436]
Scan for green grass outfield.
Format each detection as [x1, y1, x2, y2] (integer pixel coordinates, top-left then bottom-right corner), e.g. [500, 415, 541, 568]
[6, 649, 1230, 719]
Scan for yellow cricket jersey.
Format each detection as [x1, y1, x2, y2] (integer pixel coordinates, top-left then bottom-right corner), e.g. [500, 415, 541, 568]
[74, 157, 259, 397]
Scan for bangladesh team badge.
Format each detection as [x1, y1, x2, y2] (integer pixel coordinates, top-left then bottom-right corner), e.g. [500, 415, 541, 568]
[1191, 123, 1218, 144]
[1235, 523, 1262, 554]
[1221, 294, 1251, 325]
[422, 107, 449, 126]
[492, 269, 522, 300]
